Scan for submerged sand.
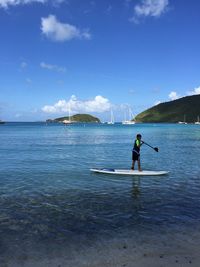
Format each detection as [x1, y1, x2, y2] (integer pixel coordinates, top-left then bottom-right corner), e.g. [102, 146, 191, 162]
[1, 225, 200, 267]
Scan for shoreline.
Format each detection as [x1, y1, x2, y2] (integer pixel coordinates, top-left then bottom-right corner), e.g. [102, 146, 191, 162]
[2, 225, 200, 267]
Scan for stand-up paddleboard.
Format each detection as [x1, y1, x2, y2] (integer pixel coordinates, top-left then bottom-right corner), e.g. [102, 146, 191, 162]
[90, 168, 168, 176]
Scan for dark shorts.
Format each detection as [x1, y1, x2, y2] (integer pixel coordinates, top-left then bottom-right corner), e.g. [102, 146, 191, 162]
[132, 151, 140, 161]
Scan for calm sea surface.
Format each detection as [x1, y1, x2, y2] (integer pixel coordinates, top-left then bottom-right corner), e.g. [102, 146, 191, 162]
[0, 122, 200, 254]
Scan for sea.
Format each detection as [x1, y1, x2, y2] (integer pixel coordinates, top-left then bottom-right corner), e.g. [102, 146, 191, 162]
[0, 122, 200, 265]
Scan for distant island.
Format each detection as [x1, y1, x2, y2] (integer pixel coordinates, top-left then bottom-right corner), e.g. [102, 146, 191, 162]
[0, 120, 5, 124]
[135, 95, 200, 123]
[46, 114, 100, 123]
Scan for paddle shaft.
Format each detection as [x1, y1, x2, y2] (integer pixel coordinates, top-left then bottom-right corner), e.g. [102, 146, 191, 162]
[142, 141, 158, 152]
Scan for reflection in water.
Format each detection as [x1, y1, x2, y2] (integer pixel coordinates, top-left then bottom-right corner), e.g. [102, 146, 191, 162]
[131, 178, 141, 199]
[130, 178, 143, 225]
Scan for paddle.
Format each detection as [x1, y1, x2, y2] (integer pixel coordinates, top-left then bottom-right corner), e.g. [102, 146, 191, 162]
[142, 141, 159, 152]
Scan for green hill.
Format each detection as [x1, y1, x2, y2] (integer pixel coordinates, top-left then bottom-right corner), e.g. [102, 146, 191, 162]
[135, 95, 200, 123]
[47, 114, 100, 123]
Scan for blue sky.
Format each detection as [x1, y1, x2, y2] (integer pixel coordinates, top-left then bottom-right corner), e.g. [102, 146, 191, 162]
[0, 0, 200, 121]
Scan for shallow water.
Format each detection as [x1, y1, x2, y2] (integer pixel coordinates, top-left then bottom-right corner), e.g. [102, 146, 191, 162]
[0, 122, 200, 258]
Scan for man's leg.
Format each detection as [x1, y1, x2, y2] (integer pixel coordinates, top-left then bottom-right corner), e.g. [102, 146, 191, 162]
[131, 160, 135, 170]
[138, 157, 142, 171]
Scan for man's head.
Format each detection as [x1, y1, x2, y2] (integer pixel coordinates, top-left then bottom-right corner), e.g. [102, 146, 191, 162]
[136, 134, 142, 139]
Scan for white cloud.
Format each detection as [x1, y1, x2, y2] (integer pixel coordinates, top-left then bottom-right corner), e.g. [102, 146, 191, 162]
[42, 95, 111, 114]
[168, 91, 180, 101]
[0, 0, 65, 8]
[0, 0, 45, 8]
[187, 86, 200, 96]
[41, 15, 91, 42]
[131, 0, 169, 22]
[168, 86, 200, 101]
[40, 62, 66, 72]
[154, 100, 161, 105]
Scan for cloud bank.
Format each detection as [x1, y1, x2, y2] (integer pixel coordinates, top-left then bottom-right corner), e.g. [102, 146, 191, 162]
[42, 95, 111, 114]
[168, 85, 200, 101]
[41, 15, 91, 42]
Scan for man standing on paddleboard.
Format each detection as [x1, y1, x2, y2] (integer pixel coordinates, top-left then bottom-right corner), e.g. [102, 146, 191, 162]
[131, 134, 143, 171]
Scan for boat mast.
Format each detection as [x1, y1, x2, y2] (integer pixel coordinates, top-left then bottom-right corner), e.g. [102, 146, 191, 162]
[68, 103, 71, 122]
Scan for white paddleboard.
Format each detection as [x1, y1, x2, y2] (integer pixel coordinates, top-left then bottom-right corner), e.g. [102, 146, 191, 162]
[90, 168, 169, 176]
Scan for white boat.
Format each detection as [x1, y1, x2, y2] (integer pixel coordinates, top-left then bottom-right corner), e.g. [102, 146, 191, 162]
[122, 107, 135, 125]
[178, 121, 187, 124]
[195, 116, 200, 125]
[107, 108, 115, 124]
[63, 103, 74, 124]
[63, 119, 72, 124]
[122, 120, 135, 125]
[178, 115, 187, 124]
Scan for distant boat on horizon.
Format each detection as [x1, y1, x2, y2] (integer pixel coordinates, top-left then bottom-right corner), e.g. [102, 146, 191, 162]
[107, 108, 115, 125]
[62, 119, 73, 124]
[122, 107, 135, 125]
[195, 116, 200, 125]
[62, 104, 74, 124]
[178, 115, 187, 124]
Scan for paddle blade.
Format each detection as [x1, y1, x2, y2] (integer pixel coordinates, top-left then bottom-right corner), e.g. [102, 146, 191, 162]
[154, 147, 159, 152]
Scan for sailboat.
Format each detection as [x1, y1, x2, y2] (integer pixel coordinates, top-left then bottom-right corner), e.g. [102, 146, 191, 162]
[178, 115, 187, 124]
[107, 109, 115, 124]
[63, 119, 72, 124]
[63, 104, 73, 124]
[195, 116, 200, 125]
[122, 107, 135, 125]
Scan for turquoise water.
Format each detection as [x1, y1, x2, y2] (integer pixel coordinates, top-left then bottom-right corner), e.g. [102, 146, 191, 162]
[0, 122, 200, 253]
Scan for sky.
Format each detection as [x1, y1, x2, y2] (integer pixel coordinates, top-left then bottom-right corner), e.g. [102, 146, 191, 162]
[0, 0, 200, 122]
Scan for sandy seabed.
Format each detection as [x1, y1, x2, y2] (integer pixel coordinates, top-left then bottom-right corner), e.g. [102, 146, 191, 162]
[1, 225, 200, 267]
